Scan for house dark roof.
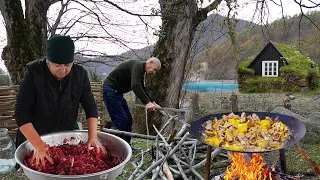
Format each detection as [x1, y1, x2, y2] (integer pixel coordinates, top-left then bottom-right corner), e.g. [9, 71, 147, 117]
[248, 40, 286, 68]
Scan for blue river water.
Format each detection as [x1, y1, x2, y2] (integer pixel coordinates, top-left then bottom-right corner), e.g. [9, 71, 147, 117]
[182, 81, 238, 92]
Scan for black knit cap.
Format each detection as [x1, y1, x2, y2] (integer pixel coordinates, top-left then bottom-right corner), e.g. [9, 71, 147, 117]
[45, 35, 75, 64]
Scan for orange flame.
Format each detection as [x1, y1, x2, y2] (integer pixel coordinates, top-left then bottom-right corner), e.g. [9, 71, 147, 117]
[224, 153, 273, 180]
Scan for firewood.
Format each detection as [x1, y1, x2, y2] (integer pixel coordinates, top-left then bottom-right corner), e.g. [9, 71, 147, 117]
[163, 161, 174, 180]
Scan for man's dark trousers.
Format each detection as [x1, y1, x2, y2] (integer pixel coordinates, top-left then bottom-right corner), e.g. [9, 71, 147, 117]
[103, 84, 132, 144]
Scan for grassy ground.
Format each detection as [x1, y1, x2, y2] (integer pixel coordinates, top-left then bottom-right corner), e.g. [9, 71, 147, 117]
[116, 138, 153, 180]
[286, 144, 320, 177]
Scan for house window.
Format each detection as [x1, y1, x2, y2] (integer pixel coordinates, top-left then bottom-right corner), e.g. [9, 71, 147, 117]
[262, 61, 278, 77]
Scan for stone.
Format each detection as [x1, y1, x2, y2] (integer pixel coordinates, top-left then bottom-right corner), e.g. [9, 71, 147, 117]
[306, 116, 320, 124]
[271, 107, 307, 122]
[289, 95, 295, 100]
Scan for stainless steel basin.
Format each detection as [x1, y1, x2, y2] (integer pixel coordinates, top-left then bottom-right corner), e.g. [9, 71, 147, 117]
[15, 130, 132, 180]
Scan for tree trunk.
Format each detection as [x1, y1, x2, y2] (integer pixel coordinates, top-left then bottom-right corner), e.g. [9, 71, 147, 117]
[144, 0, 199, 132]
[0, 0, 50, 84]
[133, 0, 222, 134]
[149, 0, 198, 107]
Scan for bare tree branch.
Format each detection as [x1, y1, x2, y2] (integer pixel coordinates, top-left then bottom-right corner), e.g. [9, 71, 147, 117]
[63, 12, 92, 34]
[100, 0, 160, 17]
[302, 13, 320, 31]
[71, 0, 145, 60]
[201, 0, 223, 14]
[293, 0, 320, 8]
[49, 0, 71, 36]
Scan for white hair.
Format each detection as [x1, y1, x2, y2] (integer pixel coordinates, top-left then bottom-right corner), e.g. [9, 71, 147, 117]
[147, 57, 161, 68]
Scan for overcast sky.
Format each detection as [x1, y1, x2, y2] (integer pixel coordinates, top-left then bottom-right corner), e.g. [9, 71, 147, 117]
[0, 0, 319, 73]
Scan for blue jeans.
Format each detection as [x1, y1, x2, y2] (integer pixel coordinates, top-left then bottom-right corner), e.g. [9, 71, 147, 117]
[103, 84, 132, 144]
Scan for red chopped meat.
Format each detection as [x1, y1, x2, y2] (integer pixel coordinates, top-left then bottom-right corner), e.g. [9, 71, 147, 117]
[23, 143, 121, 175]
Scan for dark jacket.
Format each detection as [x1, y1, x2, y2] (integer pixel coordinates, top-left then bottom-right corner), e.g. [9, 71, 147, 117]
[104, 60, 152, 104]
[15, 59, 98, 146]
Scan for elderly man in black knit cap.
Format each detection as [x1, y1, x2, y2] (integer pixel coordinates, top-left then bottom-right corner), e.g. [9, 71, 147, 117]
[15, 34, 104, 169]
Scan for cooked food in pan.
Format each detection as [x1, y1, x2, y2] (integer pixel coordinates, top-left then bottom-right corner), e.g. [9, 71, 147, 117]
[202, 112, 290, 151]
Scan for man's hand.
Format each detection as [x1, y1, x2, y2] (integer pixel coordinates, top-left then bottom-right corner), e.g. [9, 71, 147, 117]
[32, 141, 54, 169]
[87, 117, 106, 154]
[152, 102, 161, 109]
[88, 137, 106, 154]
[145, 102, 156, 111]
[19, 123, 53, 169]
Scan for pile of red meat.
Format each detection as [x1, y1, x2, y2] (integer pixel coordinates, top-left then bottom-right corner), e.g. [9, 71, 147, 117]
[23, 143, 121, 175]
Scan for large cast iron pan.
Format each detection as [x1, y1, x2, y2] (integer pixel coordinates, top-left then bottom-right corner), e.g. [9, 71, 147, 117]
[190, 112, 306, 153]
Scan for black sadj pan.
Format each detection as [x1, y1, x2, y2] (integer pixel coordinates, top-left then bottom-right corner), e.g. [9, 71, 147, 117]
[190, 112, 306, 153]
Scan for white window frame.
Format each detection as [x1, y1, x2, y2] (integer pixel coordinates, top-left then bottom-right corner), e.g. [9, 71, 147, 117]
[262, 61, 278, 77]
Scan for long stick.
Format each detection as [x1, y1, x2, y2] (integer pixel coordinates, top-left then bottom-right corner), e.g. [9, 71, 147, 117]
[154, 125, 188, 179]
[134, 103, 185, 113]
[180, 146, 205, 180]
[128, 150, 144, 180]
[136, 132, 190, 180]
[171, 156, 189, 180]
[194, 148, 224, 169]
[102, 128, 195, 141]
[163, 162, 174, 180]
[295, 143, 320, 175]
[173, 160, 230, 177]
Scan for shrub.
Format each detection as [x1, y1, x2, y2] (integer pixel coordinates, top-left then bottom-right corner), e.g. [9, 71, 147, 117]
[0, 75, 9, 86]
[240, 76, 285, 93]
[238, 55, 256, 76]
[308, 69, 320, 90]
[275, 42, 317, 77]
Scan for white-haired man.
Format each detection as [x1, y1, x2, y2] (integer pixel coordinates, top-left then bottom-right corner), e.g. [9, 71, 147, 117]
[103, 58, 161, 149]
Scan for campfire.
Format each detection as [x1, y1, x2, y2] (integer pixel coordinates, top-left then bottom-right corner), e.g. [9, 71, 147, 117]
[224, 152, 276, 180]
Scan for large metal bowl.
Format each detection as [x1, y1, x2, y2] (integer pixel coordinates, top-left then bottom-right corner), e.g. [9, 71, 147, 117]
[190, 112, 306, 153]
[15, 130, 132, 180]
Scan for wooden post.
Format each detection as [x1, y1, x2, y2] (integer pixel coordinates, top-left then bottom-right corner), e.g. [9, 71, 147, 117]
[230, 92, 238, 112]
[205, 146, 212, 180]
[190, 93, 200, 113]
[187, 93, 200, 124]
[283, 94, 291, 110]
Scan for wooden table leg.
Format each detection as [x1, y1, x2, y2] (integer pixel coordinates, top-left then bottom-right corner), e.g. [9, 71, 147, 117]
[206, 146, 212, 180]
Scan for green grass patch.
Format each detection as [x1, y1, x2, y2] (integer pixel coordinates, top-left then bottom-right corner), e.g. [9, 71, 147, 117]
[240, 76, 286, 93]
[238, 55, 256, 76]
[275, 43, 319, 77]
[286, 143, 320, 176]
[294, 88, 320, 94]
[116, 138, 153, 180]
